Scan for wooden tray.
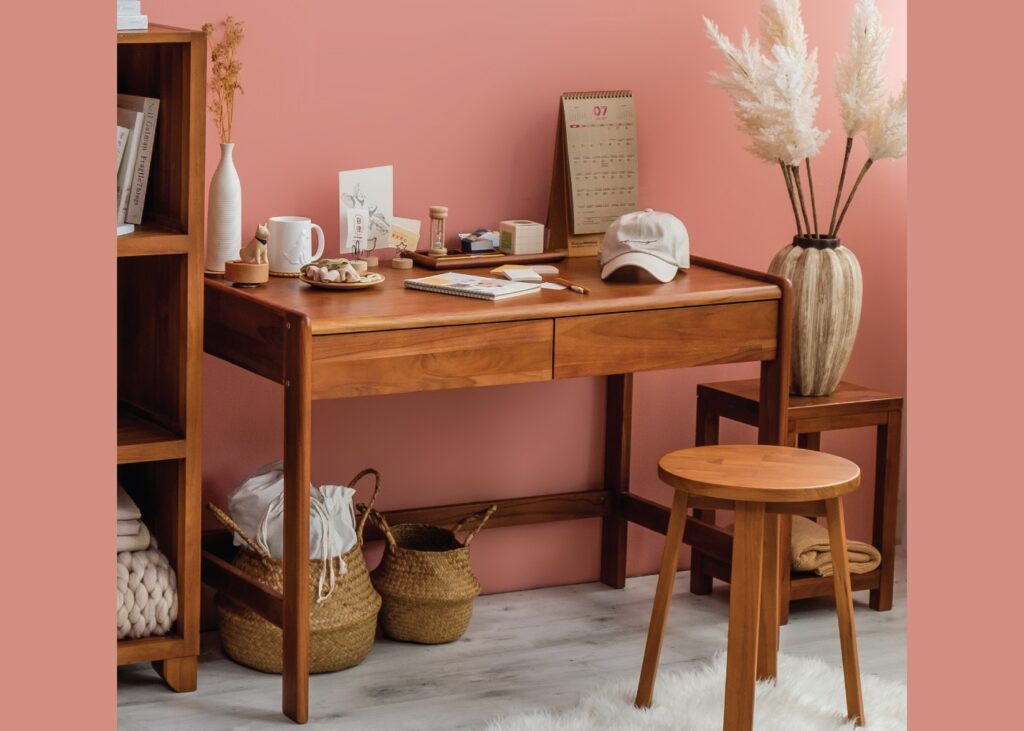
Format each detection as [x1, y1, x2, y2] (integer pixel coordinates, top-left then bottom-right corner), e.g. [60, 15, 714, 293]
[402, 249, 568, 270]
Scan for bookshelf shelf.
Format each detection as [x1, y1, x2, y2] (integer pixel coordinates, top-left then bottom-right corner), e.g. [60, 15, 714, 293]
[117, 406, 186, 464]
[116, 24, 205, 693]
[117, 635, 187, 666]
[117, 25, 197, 45]
[117, 225, 189, 258]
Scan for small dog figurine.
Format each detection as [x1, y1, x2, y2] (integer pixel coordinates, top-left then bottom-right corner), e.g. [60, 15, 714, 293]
[239, 223, 269, 264]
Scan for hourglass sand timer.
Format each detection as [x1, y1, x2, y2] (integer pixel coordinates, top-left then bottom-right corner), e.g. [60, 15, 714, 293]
[428, 206, 448, 257]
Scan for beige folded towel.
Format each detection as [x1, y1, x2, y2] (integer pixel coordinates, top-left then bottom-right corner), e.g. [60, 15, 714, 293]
[117, 482, 142, 521]
[791, 515, 881, 577]
[117, 523, 151, 553]
[117, 519, 142, 536]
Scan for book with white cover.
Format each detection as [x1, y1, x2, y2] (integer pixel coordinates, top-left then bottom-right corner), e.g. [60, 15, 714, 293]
[116, 125, 129, 174]
[116, 107, 144, 225]
[404, 272, 541, 301]
[117, 15, 148, 31]
[117, 94, 160, 224]
[117, 223, 136, 236]
[117, 1, 142, 14]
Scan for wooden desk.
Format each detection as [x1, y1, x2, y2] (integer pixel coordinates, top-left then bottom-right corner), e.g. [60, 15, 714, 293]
[202, 255, 792, 723]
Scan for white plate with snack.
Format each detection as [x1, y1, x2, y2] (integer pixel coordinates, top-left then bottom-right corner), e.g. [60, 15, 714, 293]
[300, 261, 385, 290]
[299, 272, 385, 290]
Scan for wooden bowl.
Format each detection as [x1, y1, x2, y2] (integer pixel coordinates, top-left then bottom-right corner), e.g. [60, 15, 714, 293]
[225, 260, 269, 286]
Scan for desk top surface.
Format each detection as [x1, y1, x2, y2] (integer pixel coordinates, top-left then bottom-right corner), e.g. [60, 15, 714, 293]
[205, 256, 781, 335]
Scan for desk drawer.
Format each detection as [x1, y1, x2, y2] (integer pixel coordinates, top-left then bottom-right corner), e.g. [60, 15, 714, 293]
[312, 320, 553, 398]
[554, 301, 777, 379]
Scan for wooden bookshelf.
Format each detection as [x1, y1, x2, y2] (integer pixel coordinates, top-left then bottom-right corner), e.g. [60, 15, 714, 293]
[116, 24, 205, 692]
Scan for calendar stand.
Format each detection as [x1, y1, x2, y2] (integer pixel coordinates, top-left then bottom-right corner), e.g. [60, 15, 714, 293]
[546, 91, 638, 258]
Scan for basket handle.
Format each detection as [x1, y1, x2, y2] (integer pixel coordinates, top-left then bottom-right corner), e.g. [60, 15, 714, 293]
[348, 468, 382, 544]
[206, 501, 273, 561]
[359, 507, 398, 554]
[453, 504, 497, 547]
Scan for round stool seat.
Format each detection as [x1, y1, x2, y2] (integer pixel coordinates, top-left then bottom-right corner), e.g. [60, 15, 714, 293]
[658, 445, 860, 503]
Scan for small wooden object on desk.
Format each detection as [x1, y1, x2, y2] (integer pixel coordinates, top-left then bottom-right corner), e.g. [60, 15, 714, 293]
[225, 223, 270, 286]
[428, 206, 449, 257]
[636, 445, 865, 729]
[688, 379, 904, 623]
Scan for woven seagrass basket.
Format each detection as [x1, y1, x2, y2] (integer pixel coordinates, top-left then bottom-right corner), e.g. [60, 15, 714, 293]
[368, 505, 495, 644]
[208, 469, 383, 674]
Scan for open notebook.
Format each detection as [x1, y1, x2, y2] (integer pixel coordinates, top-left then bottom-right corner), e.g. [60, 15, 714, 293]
[404, 272, 541, 301]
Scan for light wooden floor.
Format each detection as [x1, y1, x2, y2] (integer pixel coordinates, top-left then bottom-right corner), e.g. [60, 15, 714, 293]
[118, 551, 906, 729]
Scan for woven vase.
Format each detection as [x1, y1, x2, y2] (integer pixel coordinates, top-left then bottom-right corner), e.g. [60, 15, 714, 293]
[769, 236, 863, 397]
[369, 506, 495, 645]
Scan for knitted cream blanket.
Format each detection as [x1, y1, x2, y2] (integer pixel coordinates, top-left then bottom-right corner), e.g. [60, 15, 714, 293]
[791, 515, 881, 577]
[116, 542, 178, 640]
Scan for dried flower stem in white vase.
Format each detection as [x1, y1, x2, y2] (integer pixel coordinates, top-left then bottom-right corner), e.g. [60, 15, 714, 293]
[202, 17, 245, 274]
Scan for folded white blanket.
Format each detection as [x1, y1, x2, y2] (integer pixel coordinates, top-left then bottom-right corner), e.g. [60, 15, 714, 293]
[117, 523, 150, 552]
[117, 482, 141, 521]
[118, 519, 142, 536]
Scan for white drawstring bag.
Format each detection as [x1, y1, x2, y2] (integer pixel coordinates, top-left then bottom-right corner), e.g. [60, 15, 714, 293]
[227, 460, 358, 564]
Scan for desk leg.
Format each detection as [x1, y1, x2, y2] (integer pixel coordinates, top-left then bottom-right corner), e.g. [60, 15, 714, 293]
[870, 408, 902, 611]
[282, 316, 312, 724]
[757, 290, 791, 671]
[690, 394, 718, 595]
[797, 432, 821, 450]
[601, 373, 632, 589]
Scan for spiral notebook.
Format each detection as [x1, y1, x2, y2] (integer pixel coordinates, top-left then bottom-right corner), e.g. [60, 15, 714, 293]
[404, 273, 541, 300]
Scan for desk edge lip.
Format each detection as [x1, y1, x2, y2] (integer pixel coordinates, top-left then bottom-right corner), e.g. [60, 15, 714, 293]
[204, 255, 785, 336]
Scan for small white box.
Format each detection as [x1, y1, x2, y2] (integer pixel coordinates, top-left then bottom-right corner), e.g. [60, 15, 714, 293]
[499, 220, 545, 255]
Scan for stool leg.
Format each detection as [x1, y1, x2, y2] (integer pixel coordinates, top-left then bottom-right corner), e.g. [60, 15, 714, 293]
[723, 502, 765, 731]
[635, 491, 689, 708]
[825, 497, 865, 726]
[756, 513, 780, 681]
[778, 514, 792, 625]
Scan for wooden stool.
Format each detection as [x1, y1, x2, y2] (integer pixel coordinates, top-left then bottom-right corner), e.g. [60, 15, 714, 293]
[635, 445, 864, 730]
[690, 380, 903, 622]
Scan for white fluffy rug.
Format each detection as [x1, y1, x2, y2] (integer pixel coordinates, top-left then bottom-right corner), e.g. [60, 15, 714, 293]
[485, 653, 906, 731]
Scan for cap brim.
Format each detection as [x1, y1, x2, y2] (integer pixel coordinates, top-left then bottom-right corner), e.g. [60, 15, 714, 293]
[601, 251, 679, 283]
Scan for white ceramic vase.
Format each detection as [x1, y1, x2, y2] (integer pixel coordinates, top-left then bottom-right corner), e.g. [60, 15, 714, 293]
[205, 142, 241, 273]
[768, 236, 863, 397]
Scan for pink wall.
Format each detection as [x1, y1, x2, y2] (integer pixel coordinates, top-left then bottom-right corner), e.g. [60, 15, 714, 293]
[147, 0, 907, 592]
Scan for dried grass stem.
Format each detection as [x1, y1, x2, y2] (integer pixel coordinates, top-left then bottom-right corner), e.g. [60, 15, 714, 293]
[780, 161, 803, 235]
[203, 17, 244, 144]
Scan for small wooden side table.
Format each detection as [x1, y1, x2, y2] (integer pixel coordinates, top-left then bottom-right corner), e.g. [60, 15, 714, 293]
[688, 380, 903, 623]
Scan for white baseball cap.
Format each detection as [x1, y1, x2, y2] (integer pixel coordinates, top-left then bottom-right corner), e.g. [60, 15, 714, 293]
[600, 209, 689, 282]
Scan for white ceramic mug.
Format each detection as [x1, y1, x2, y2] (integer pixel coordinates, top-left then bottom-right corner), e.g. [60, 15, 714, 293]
[267, 216, 326, 275]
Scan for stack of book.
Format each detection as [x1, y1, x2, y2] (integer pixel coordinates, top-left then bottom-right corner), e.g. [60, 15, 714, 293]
[116, 94, 160, 235]
[117, 1, 148, 31]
